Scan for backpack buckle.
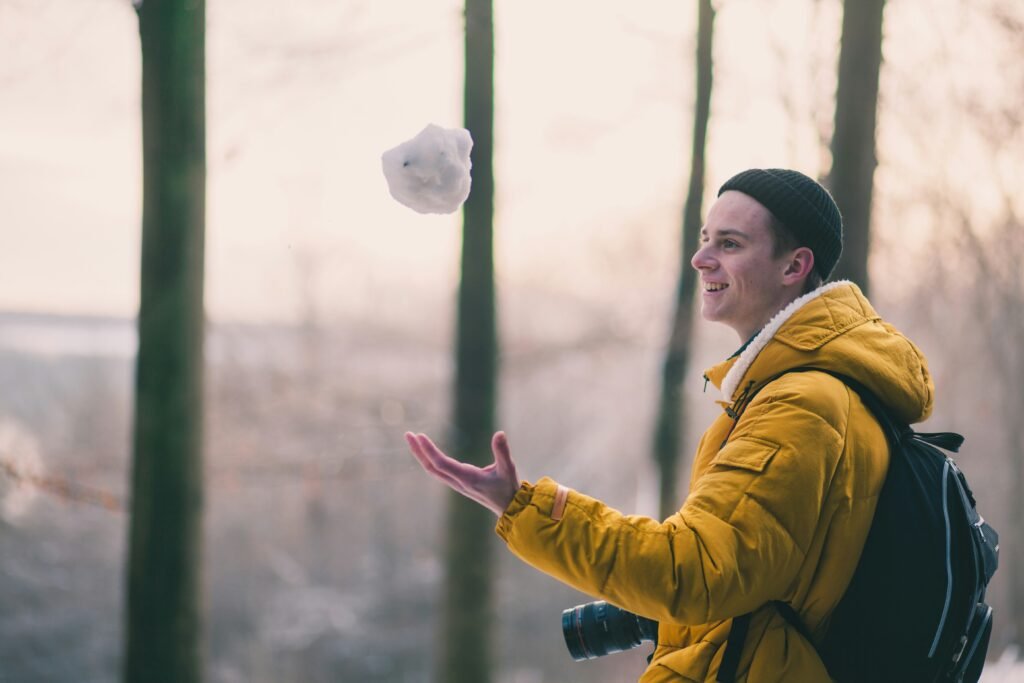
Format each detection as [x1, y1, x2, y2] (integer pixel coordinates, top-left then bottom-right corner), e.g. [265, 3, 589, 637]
[950, 634, 969, 664]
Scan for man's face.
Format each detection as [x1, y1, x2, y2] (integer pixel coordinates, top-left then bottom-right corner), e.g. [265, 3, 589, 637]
[691, 191, 797, 341]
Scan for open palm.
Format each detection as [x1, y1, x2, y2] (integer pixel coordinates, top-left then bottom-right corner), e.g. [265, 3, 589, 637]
[404, 431, 520, 516]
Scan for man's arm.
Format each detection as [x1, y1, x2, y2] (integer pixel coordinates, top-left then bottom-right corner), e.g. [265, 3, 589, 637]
[404, 375, 847, 626]
[496, 379, 847, 625]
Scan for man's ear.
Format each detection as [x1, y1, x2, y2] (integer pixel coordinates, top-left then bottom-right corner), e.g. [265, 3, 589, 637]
[782, 247, 815, 285]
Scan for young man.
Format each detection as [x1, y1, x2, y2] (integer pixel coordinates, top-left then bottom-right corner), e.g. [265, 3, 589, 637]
[406, 168, 934, 682]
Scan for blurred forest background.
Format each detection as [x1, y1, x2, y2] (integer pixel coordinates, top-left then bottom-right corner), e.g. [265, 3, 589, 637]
[1, 0, 1023, 681]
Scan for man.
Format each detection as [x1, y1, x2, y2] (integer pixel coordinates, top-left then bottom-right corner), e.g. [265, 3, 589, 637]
[406, 168, 934, 681]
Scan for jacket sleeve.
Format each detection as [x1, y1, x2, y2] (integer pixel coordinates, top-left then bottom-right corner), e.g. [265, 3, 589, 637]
[495, 378, 848, 625]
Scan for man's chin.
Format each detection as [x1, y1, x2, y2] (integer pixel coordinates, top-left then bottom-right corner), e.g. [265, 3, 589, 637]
[699, 305, 723, 323]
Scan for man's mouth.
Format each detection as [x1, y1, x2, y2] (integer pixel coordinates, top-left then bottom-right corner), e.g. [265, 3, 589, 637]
[704, 282, 729, 292]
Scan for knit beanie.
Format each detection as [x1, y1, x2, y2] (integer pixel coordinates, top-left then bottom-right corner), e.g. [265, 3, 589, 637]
[718, 168, 843, 279]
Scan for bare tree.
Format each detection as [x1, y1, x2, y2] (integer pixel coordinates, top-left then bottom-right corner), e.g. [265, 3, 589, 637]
[652, 0, 715, 520]
[958, 208, 1024, 647]
[915, 188, 1024, 655]
[827, 0, 885, 293]
[438, 0, 498, 680]
[124, 1, 206, 681]
[885, 0, 1024, 649]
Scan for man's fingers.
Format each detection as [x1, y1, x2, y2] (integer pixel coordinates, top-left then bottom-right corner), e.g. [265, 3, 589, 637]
[405, 432, 434, 470]
[414, 433, 481, 479]
[407, 433, 481, 485]
[407, 433, 454, 475]
[406, 432, 451, 471]
[405, 433, 451, 477]
[405, 433, 475, 494]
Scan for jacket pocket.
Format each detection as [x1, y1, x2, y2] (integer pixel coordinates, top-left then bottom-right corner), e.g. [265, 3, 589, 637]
[711, 436, 780, 473]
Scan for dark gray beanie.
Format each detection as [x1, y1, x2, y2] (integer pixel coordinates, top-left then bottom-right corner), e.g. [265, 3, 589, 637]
[718, 168, 843, 279]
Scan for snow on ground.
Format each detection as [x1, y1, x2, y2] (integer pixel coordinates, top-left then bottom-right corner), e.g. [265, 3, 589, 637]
[981, 646, 1024, 682]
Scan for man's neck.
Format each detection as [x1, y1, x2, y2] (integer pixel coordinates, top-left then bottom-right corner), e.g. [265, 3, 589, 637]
[729, 332, 758, 360]
[736, 287, 804, 341]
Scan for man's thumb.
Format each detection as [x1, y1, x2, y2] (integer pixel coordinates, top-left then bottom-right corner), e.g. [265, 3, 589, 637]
[492, 431, 512, 470]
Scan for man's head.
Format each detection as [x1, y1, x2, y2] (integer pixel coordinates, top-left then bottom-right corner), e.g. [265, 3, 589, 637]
[691, 169, 843, 341]
[717, 168, 843, 283]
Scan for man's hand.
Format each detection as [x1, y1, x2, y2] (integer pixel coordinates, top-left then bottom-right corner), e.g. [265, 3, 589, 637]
[404, 431, 520, 517]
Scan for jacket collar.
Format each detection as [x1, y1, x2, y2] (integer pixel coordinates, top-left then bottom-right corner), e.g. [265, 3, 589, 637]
[709, 280, 854, 403]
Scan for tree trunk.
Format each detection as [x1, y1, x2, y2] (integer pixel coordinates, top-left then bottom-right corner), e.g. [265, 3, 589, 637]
[1008, 404, 1024, 647]
[995, 223, 1024, 648]
[438, 0, 497, 681]
[652, 0, 715, 520]
[124, 1, 206, 681]
[827, 0, 885, 294]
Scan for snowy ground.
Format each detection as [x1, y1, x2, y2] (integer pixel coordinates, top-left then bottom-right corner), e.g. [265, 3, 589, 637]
[981, 647, 1024, 682]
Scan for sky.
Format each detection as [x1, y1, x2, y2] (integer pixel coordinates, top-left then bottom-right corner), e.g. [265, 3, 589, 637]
[0, 0, 1016, 327]
[0, 0, 847, 326]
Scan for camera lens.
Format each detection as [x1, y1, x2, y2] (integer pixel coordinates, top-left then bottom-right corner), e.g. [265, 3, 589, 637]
[561, 601, 658, 661]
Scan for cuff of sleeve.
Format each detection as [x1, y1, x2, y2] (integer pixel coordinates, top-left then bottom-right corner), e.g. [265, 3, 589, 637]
[495, 480, 535, 541]
[494, 477, 567, 541]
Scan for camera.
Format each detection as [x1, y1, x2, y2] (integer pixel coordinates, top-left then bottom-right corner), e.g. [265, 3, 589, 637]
[561, 600, 659, 661]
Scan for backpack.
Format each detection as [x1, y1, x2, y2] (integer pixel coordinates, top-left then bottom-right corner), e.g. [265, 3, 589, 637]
[716, 368, 1000, 683]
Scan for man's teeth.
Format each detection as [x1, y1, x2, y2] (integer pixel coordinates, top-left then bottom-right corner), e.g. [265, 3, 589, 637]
[705, 283, 728, 291]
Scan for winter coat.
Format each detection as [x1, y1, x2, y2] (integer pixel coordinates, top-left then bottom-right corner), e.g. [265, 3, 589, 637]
[495, 281, 934, 682]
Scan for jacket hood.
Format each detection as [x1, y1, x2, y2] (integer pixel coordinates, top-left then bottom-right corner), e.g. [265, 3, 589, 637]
[704, 280, 934, 424]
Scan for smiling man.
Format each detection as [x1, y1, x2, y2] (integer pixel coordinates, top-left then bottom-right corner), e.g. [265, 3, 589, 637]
[406, 168, 934, 682]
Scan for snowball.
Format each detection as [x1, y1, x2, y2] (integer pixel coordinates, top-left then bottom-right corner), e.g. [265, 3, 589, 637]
[381, 124, 473, 215]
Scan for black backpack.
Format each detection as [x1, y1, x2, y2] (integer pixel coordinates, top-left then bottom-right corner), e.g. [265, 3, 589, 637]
[716, 368, 1000, 683]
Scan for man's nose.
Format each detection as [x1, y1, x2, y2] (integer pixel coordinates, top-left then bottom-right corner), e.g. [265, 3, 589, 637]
[691, 244, 713, 271]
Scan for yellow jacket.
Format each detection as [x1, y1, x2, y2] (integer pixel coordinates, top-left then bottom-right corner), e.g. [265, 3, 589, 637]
[496, 282, 934, 682]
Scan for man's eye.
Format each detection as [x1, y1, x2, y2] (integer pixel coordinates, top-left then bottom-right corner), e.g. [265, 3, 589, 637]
[723, 239, 738, 248]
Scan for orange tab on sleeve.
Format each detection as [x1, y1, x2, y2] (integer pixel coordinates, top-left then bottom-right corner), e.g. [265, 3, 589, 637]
[551, 484, 569, 521]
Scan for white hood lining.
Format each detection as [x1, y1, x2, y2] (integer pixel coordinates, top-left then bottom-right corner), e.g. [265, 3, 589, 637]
[720, 280, 854, 402]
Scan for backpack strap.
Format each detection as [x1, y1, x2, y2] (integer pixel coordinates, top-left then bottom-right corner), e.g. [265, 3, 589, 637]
[716, 613, 751, 683]
[772, 600, 814, 643]
[715, 604, 816, 683]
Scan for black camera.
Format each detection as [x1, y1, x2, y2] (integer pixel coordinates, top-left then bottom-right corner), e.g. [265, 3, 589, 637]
[561, 600, 659, 661]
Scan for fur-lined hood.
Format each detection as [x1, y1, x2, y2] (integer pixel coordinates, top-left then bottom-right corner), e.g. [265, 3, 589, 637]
[703, 280, 934, 425]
